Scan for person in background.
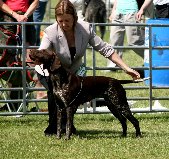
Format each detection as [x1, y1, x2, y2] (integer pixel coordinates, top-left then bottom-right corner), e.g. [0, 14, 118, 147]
[70, 0, 85, 20]
[33, 0, 48, 46]
[137, 0, 169, 19]
[0, 0, 38, 24]
[107, 0, 145, 72]
[36, 0, 141, 136]
[33, 0, 48, 99]
[0, 0, 39, 111]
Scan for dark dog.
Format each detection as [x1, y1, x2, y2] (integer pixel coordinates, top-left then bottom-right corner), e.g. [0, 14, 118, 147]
[29, 49, 141, 140]
[82, 0, 107, 39]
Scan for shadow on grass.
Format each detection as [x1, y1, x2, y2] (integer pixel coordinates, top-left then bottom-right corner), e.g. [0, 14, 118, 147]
[75, 129, 139, 139]
[74, 129, 169, 140]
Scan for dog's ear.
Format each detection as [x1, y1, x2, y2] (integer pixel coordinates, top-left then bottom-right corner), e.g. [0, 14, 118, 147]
[29, 49, 44, 65]
[29, 49, 40, 62]
[50, 53, 62, 72]
[29, 49, 35, 61]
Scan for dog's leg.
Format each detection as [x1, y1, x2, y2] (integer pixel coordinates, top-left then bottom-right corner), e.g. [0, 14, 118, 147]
[121, 108, 141, 137]
[65, 107, 73, 140]
[105, 88, 128, 137]
[107, 103, 127, 137]
[71, 106, 77, 135]
[105, 84, 140, 137]
[57, 108, 62, 139]
[109, 83, 141, 137]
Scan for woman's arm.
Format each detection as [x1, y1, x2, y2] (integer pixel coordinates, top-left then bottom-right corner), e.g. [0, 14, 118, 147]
[39, 32, 53, 50]
[23, 0, 39, 19]
[86, 23, 140, 79]
[108, 51, 140, 79]
[136, 0, 152, 20]
[109, 0, 117, 21]
[0, 0, 21, 21]
[0, 0, 15, 16]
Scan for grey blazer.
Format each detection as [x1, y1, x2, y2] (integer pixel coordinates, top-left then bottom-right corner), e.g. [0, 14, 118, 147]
[39, 20, 114, 73]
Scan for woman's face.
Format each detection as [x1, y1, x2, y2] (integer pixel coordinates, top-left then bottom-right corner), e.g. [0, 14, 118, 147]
[57, 14, 74, 32]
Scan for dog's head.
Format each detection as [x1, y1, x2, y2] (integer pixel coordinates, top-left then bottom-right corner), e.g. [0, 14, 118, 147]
[29, 49, 61, 72]
[29, 49, 69, 85]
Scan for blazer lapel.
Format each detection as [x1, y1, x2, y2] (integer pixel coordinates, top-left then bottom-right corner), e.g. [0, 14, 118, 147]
[74, 24, 83, 60]
[57, 25, 71, 66]
[56, 23, 83, 65]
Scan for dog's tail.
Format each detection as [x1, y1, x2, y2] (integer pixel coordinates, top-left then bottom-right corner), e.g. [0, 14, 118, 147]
[119, 77, 150, 84]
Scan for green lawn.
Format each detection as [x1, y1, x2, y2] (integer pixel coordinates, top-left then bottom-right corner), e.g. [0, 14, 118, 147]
[1, 113, 169, 159]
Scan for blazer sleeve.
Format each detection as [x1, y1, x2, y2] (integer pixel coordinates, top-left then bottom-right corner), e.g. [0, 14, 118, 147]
[87, 24, 115, 58]
[39, 24, 58, 51]
[39, 32, 53, 50]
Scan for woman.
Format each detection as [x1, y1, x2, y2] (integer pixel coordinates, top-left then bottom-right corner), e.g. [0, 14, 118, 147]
[38, 0, 141, 136]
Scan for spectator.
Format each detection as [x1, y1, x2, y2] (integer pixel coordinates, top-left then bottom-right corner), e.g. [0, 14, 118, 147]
[137, 0, 169, 19]
[36, 0, 141, 136]
[33, 0, 48, 46]
[82, 0, 107, 39]
[107, 0, 145, 70]
[33, 0, 48, 99]
[0, 0, 38, 40]
[0, 0, 39, 111]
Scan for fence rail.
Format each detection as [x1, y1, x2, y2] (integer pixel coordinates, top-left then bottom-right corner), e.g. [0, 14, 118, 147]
[0, 21, 169, 116]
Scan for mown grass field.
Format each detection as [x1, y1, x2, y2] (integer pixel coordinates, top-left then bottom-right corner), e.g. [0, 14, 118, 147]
[1, 113, 169, 159]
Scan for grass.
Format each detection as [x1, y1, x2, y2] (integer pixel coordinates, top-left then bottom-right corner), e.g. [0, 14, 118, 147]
[1, 113, 169, 159]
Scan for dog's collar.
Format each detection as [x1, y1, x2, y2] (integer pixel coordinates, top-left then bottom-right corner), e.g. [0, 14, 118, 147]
[35, 64, 49, 76]
[69, 78, 84, 106]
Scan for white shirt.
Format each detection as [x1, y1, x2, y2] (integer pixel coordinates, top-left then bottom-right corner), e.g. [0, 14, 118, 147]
[153, 0, 169, 5]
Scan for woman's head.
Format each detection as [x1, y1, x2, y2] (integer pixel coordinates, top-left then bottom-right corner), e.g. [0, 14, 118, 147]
[55, 0, 78, 31]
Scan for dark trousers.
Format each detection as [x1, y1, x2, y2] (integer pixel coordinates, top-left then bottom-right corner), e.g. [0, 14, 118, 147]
[33, 1, 48, 46]
[155, 4, 169, 18]
[37, 74, 67, 134]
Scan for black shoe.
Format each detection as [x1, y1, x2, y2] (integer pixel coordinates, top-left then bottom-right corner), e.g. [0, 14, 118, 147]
[30, 107, 39, 112]
[44, 125, 57, 136]
[44, 125, 66, 136]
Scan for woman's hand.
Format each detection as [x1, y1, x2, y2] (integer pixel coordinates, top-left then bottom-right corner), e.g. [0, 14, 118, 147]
[109, 13, 114, 21]
[136, 9, 144, 21]
[13, 12, 28, 22]
[125, 67, 141, 80]
[109, 51, 141, 80]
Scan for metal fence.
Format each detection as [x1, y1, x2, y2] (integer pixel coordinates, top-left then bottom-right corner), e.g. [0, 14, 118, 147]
[0, 21, 169, 116]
